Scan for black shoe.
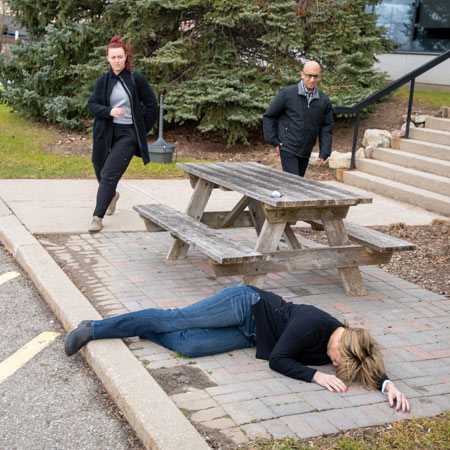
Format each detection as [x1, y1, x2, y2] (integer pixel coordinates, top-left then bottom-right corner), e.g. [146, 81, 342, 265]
[64, 320, 93, 356]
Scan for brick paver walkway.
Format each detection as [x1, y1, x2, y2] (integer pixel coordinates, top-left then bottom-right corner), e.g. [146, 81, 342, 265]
[41, 229, 450, 446]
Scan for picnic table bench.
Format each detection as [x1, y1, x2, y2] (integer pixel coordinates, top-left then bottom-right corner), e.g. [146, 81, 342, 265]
[134, 162, 417, 296]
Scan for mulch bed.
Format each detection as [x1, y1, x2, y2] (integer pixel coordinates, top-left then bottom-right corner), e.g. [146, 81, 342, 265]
[297, 219, 450, 299]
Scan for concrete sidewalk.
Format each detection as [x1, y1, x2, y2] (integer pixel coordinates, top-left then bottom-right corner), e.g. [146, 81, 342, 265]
[0, 179, 446, 235]
[0, 178, 449, 449]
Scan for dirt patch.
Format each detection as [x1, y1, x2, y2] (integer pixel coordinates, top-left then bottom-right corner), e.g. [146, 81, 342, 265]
[149, 365, 217, 396]
[374, 220, 450, 298]
[295, 218, 450, 298]
[43, 96, 441, 183]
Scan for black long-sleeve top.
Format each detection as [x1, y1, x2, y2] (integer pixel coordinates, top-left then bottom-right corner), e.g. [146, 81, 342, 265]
[249, 286, 387, 390]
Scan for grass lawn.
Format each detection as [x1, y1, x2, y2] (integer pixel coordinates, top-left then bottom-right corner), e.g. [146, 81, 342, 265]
[245, 411, 450, 450]
[395, 88, 450, 107]
[0, 105, 205, 179]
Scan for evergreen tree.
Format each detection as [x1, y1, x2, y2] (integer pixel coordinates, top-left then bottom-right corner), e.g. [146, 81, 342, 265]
[0, 0, 396, 143]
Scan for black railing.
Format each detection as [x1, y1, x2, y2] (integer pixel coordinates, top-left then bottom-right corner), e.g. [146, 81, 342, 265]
[333, 48, 450, 169]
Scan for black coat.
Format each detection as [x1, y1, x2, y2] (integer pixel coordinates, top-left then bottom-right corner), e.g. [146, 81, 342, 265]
[88, 69, 158, 166]
[263, 83, 333, 160]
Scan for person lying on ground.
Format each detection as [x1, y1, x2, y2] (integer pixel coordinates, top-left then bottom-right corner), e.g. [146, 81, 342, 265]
[65, 284, 410, 412]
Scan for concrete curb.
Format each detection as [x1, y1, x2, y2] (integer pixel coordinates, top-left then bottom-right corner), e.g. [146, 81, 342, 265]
[0, 198, 210, 450]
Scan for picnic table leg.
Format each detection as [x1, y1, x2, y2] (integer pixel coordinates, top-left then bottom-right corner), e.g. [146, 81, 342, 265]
[243, 220, 286, 287]
[167, 179, 215, 259]
[283, 224, 301, 249]
[248, 200, 266, 236]
[320, 214, 367, 296]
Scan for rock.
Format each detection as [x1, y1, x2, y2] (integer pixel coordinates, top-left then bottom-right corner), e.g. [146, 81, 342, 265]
[362, 129, 391, 148]
[356, 148, 365, 159]
[364, 145, 376, 158]
[309, 152, 320, 166]
[414, 115, 427, 124]
[310, 152, 329, 167]
[401, 121, 416, 131]
[392, 129, 406, 138]
[328, 151, 351, 169]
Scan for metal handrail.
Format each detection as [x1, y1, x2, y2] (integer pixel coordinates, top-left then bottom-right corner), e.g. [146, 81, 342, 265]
[333, 48, 450, 169]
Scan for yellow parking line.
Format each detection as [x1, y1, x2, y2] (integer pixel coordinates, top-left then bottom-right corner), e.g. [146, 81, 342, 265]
[0, 331, 60, 384]
[0, 271, 20, 286]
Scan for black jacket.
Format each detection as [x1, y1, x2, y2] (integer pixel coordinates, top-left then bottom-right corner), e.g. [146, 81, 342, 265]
[88, 69, 158, 166]
[263, 83, 333, 160]
[249, 286, 388, 390]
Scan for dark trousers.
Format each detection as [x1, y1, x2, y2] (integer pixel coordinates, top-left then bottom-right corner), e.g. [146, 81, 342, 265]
[280, 150, 309, 177]
[93, 124, 137, 218]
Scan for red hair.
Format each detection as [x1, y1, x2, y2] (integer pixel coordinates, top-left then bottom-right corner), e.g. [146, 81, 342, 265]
[106, 35, 133, 72]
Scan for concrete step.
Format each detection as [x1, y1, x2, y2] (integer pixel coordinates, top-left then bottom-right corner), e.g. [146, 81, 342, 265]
[355, 158, 450, 196]
[426, 116, 450, 132]
[409, 127, 450, 146]
[342, 170, 450, 216]
[395, 138, 450, 162]
[372, 147, 450, 178]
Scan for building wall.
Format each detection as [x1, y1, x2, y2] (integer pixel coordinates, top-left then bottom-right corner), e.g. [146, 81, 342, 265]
[375, 53, 450, 89]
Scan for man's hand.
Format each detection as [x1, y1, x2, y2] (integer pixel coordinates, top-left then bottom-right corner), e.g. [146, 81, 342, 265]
[312, 371, 348, 393]
[275, 143, 283, 155]
[110, 107, 125, 118]
[318, 158, 324, 167]
[385, 382, 410, 413]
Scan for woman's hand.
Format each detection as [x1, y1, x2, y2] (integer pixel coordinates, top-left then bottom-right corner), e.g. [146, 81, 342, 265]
[385, 382, 410, 413]
[312, 371, 348, 393]
[110, 107, 125, 118]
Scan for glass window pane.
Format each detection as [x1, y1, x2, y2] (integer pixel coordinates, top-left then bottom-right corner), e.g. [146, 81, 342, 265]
[412, 0, 450, 52]
[372, 1, 415, 50]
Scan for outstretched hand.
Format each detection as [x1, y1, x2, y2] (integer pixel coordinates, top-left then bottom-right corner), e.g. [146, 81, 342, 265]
[385, 382, 410, 413]
[312, 371, 348, 393]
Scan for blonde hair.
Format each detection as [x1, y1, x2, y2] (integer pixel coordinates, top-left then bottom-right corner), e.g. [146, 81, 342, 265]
[336, 328, 385, 391]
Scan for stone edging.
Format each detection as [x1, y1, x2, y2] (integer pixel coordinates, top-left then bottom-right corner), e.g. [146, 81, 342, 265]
[0, 198, 210, 450]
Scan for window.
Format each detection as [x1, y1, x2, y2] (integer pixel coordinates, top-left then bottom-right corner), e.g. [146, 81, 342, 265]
[368, 0, 450, 53]
[414, 0, 450, 52]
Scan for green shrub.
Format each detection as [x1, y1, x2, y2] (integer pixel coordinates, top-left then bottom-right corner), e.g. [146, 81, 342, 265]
[0, 0, 395, 144]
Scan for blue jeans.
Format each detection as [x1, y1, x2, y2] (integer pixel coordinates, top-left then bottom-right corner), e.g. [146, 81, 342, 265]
[92, 285, 260, 357]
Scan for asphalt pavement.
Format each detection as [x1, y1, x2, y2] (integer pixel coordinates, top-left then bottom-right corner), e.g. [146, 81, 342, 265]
[0, 245, 143, 449]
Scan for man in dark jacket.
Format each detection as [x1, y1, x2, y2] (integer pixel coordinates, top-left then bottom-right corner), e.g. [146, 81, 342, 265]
[263, 61, 333, 177]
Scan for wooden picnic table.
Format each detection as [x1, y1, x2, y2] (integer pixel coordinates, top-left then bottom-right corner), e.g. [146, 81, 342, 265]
[134, 162, 416, 296]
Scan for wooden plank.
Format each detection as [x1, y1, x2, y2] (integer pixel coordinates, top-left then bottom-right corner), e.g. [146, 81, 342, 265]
[248, 200, 266, 235]
[168, 178, 215, 259]
[243, 220, 286, 287]
[283, 224, 301, 249]
[294, 234, 326, 249]
[133, 204, 262, 264]
[176, 162, 372, 208]
[229, 162, 372, 205]
[201, 211, 253, 229]
[221, 196, 252, 228]
[262, 205, 349, 223]
[320, 211, 366, 296]
[140, 216, 164, 232]
[344, 221, 417, 252]
[306, 220, 417, 252]
[212, 246, 392, 277]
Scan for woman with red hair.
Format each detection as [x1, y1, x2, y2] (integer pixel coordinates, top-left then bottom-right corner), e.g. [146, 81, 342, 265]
[87, 36, 158, 232]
